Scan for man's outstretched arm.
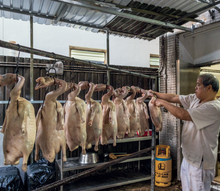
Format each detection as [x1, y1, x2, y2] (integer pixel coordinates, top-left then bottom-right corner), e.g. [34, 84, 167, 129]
[149, 90, 181, 104]
[153, 98, 192, 121]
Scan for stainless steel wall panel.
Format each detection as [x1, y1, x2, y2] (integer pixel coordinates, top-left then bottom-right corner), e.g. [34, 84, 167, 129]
[159, 34, 179, 173]
[160, 33, 200, 179]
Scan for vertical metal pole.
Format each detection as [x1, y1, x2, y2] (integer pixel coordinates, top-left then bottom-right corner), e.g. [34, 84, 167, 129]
[165, 35, 167, 94]
[106, 30, 111, 172]
[55, 154, 58, 185]
[2, 18, 4, 55]
[30, 16, 34, 101]
[176, 60, 182, 180]
[106, 30, 110, 85]
[151, 124, 156, 191]
[154, 77, 158, 92]
[138, 141, 141, 171]
[30, 16, 34, 164]
[151, 77, 157, 191]
[60, 151, 63, 191]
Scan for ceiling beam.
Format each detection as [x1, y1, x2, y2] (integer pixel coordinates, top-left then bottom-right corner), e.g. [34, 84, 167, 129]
[70, 0, 204, 23]
[104, 29, 156, 40]
[53, 0, 192, 32]
[54, 3, 69, 24]
[102, 2, 204, 24]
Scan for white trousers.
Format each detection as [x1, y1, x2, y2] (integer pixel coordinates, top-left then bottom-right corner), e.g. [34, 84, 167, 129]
[180, 158, 215, 191]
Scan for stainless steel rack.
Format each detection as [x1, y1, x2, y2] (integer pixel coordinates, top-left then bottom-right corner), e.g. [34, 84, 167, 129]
[63, 170, 151, 191]
[57, 135, 157, 191]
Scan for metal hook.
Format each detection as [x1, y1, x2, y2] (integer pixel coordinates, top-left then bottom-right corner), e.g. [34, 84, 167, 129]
[138, 81, 142, 88]
[52, 52, 56, 67]
[116, 69, 122, 88]
[71, 58, 76, 82]
[149, 76, 152, 90]
[116, 78, 121, 88]
[88, 61, 92, 83]
[14, 44, 21, 115]
[103, 73, 108, 84]
[138, 74, 142, 89]
[71, 72, 76, 82]
[48, 68, 57, 78]
[47, 53, 57, 77]
[101, 72, 108, 98]
[15, 44, 21, 81]
[127, 71, 132, 87]
[127, 79, 132, 87]
[105, 65, 109, 85]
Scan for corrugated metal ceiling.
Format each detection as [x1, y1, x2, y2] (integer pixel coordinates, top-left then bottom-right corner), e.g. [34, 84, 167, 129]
[0, 0, 218, 40]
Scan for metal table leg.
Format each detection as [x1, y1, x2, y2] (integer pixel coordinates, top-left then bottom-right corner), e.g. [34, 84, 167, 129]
[151, 124, 156, 191]
[138, 140, 141, 171]
[60, 150, 63, 191]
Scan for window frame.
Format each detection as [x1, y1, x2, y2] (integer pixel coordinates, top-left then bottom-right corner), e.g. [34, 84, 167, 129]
[69, 46, 107, 64]
[150, 54, 159, 68]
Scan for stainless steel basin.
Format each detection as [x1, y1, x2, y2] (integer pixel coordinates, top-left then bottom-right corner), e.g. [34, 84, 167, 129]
[78, 152, 99, 164]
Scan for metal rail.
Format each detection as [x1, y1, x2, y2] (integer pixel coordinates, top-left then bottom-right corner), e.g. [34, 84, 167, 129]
[151, 123, 156, 191]
[0, 99, 150, 105]
[0, 40, 156, 79]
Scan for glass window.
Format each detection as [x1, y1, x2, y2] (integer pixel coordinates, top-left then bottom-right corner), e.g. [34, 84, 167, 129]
[150, 54, 159, 68]
[70, 46, 106, 64]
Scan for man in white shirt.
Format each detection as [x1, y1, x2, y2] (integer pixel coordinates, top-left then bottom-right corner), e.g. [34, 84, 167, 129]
[149, 73, 220, 191]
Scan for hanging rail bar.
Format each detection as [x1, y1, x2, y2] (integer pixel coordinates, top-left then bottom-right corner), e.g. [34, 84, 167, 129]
[0, 40, 156, 79]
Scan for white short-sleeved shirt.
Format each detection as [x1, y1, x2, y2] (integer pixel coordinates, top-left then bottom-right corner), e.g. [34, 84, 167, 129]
[179, 94, 220, 169]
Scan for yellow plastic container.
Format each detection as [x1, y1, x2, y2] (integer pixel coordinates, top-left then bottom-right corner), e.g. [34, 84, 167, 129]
[155, 145, 172, 187]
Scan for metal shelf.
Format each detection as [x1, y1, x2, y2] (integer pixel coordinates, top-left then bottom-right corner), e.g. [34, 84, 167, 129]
[58, 135, 157, 191]
[56, 135, 155, 172]
[57, 156, 151, 172]
[63, 170, 151, 191]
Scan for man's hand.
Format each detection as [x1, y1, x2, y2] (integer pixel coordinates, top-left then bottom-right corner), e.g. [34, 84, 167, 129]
[152, 97, 192, 121]
[148, 90, 156, 98]
[151, 97, 164, 107]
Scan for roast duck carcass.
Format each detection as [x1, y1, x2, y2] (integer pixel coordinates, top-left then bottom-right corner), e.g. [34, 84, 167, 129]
[113, 87, 130, 139]
[95, 84, 117, 146]
[84, 82, 103, 151]
[149, 96, 163, 132]
[35, 77, 67, 163]
[63, 83, 87, 154]
[131, 86, 150, 136]
[124, 86, 141, 137]
[0, 73, 36, 172]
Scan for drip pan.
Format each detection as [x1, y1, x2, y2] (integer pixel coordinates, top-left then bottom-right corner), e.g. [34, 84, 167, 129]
[78, 152, 99, 164]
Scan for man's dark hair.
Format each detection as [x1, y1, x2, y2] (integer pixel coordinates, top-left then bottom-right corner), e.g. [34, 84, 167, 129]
[198, 73, 219, 92]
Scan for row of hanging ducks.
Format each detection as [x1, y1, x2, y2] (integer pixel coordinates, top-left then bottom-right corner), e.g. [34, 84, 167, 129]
[0, 73, 162, 172]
